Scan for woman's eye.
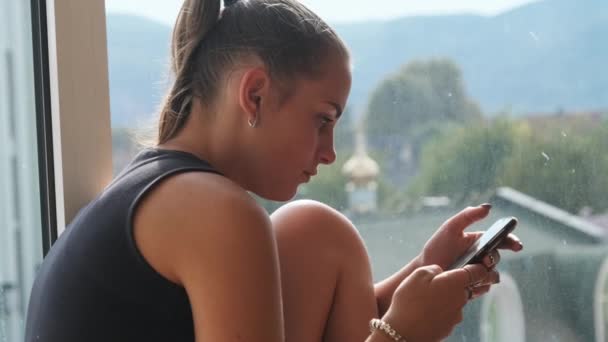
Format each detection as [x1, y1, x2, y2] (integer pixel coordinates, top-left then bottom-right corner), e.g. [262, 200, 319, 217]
[318, 115, 334, 128]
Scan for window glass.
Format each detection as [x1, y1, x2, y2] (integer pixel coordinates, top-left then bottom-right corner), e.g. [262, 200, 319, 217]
[480, 273, 525, 342]
[0, 1, 44, 341]
[105, 1, 608, 340]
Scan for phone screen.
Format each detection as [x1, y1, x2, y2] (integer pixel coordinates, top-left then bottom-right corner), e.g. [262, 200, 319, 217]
[448, 217, 518, 270]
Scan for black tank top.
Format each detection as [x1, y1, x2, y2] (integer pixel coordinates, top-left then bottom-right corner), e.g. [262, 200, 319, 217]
[25, 148, 221, 342]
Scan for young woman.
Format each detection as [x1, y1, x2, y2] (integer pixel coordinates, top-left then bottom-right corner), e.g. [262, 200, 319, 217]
[25, 0, 522, 341]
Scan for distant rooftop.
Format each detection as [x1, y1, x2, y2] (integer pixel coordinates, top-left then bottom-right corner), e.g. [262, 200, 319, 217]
[495, 187, 606, 240]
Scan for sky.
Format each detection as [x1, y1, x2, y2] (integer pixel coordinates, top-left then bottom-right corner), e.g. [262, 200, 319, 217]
[105, 0, 538, 26]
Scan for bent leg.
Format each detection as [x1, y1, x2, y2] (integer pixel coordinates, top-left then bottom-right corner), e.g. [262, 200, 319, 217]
[271, 200, 378, 342]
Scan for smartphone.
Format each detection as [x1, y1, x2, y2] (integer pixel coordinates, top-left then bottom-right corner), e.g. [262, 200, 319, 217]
[448, 216, 518, 270]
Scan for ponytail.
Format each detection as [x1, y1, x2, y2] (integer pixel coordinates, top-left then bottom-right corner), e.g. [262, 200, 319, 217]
[158, 0, 220, 144]
[171, 0, 220, 75]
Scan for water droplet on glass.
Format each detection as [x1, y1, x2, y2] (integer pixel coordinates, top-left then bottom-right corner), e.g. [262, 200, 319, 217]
[541, 152, 550, 161]
[529, 31, 540, 42]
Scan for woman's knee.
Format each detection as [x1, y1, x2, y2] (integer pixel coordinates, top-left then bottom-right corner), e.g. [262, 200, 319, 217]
[271, 200, 369, 262]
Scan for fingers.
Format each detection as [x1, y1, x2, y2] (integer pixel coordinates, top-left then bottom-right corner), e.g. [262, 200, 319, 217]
[465, 287, 474, 300]
[411, 264, 444, 281]
[463, 264, 492, 286]
[477, 269, 500, 286]
[442, 204, 492, 234]
[469, 270, 500, 299]
[438, 264, 489, 288]
[470, 285, 491, 299]
[487, 270, 500, 284]
[497, 233, 524, 251]
[482, 250, 501, 269]
[429, 264, 500, 303]
[450, 265, 489, 302]
[462, 231, 484, 247]
[463, 268, 500, 301]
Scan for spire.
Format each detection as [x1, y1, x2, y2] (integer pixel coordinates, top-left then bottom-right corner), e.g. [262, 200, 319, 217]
[342, 121, 379, 184]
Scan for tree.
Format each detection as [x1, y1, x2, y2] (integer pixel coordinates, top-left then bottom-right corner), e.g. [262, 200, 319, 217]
[365, 58, 482, 149]
[410, 119, 524, 204]
[502, 120, 608, 214]
[411, 116, 608, 214]
[363, 59, 482, 188]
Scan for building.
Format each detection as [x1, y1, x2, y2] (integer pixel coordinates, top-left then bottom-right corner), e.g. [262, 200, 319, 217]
[342, 123, 380, 215]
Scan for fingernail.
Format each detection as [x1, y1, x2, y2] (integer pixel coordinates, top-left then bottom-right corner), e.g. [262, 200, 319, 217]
[480, 203, 492, 209]
[518, 241, 524, 250]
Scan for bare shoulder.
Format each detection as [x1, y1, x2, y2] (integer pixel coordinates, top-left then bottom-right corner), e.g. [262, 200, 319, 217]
[134, 171, 284, 340]
[148, 170, 265, 219]
[133, 171, 273, 284]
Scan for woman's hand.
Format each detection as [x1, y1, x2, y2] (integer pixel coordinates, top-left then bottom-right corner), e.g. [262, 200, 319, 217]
[418, 204, 523, 271]
[373, 204, 523, 318]
[382, 264, 498, 342]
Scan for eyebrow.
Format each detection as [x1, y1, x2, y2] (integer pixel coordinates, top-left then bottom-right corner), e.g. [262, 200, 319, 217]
[326, 101, 343, 119]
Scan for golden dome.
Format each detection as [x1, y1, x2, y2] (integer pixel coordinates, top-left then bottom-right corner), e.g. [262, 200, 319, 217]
[342, 123, 379, 182]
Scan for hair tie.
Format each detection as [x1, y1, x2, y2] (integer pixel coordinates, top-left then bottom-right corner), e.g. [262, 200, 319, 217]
[224, 0, 239, 7]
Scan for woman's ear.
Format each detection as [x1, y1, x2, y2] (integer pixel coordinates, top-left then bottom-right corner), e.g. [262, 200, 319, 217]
[238, 67, 271, 125]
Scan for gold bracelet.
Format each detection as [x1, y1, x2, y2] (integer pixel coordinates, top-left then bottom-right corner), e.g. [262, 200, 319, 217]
[369, 318, 407, 341]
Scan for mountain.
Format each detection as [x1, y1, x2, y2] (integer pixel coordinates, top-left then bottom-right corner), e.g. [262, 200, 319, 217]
[106, 0, 608, 127]
[106, 14, 171, 127]
[335, 0, 608, 114]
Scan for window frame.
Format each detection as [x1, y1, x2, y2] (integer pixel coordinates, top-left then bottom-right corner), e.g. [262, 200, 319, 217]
[40, 0, 113, 242]
[31, 0, 56, 255]
[594, 257, 608, 342]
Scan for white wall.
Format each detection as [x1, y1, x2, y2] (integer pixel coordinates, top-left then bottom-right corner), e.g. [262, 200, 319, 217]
[0, 1, 43, 341]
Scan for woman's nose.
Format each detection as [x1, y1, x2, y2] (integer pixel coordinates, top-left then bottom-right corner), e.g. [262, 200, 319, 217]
[318, 143, 336, 165]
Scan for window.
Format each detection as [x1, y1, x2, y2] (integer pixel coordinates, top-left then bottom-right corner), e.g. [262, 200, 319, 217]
[104, 1, 608, 341]
[0, 1, 45, 340]
[597, 258, 608, 342]
[480, 273, 525, 342]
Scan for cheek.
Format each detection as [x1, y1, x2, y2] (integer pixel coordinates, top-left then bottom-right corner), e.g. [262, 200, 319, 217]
[291, 128, 319, 156]
[272, 119, 317, 152]
[271, 133, 316, 166]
